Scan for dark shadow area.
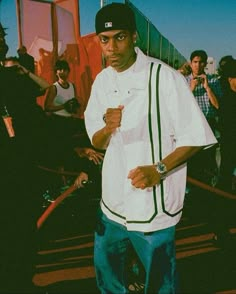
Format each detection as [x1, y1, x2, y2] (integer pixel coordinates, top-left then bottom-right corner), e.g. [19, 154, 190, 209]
[34, 177, 236, 294]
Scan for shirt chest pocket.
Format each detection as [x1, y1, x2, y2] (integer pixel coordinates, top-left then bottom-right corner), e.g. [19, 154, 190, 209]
[99, 88, 148, 128]
[121, 88, 149, 130]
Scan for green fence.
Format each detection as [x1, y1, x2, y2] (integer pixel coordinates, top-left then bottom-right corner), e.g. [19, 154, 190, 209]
[127, 1, 187, 69]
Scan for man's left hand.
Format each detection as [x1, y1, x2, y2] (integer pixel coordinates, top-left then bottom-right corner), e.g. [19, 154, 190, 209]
[198, 74, 209, 89]
[128, 165, 161, 189]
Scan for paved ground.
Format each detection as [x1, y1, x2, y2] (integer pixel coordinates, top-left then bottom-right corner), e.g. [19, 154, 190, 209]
[33, 184, 236, 294]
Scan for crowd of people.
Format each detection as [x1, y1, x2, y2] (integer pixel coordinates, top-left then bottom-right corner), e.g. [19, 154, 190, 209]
[0, 23, 103, 293]
[178, 50, 236, 248]
[179, 52, 236, 194]
[0, 2, 236, 293]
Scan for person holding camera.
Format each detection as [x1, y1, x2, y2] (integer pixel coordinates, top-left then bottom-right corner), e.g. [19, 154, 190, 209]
[185, 50, 222, 184]
[186, 50, 221, 134]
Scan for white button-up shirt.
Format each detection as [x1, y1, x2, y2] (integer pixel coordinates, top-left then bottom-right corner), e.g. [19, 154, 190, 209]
[85, 48, 217, 232]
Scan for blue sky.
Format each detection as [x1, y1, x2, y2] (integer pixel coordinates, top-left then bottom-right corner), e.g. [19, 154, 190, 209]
[1, 0, 236, 64]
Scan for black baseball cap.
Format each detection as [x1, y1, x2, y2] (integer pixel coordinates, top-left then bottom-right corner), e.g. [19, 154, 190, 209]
[95, 3, 136, 35]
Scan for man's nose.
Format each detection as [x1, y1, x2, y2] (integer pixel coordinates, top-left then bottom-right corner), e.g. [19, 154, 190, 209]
[107, 39, 117, 51]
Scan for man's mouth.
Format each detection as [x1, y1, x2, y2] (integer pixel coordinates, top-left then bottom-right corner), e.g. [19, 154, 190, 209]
[108, 55, 119, 61]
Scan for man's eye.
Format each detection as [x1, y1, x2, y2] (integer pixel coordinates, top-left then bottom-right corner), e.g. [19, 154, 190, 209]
[117, 34, 126, 41]
[100, 37, 108, 44]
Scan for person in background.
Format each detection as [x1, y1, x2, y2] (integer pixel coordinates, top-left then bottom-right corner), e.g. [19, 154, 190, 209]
[44, 59, 80, 117]
[178, 61, 191, 77]
[218, 55, 234, 78]
[217, 58, 236, 193]
[186, 50, 221, 130]
[209, 57, 236, 246]
[216, 55, 234, 173]
[0, 54, 50, 293]
[44, 59, 104, 170]
[186, 50, 222, 184]
[3, 56, 50, 155]
[84, 3, 217, 293]
[17, 45, 35, 73]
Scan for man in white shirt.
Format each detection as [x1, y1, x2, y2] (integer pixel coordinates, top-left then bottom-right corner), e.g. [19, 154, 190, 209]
[85, 3, 217, 293]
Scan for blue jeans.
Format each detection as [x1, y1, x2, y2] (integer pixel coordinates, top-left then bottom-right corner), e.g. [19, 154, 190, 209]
[94, 210, 177, 293]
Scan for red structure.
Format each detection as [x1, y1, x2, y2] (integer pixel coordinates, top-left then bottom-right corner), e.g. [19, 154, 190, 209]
[16, 0, 186, 116]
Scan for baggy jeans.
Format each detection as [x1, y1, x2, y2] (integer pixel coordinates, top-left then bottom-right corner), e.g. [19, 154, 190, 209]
[94, 210, 177, 293]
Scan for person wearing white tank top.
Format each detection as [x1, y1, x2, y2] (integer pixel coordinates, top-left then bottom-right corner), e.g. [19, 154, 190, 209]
[44, 59, 79, 117]
[43, 59, 104, 171]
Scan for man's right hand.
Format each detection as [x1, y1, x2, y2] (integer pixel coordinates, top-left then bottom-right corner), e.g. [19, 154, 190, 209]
[190, 77, 199, 91]
[103, 105, 124, 134]
[91, 105, 124, 150]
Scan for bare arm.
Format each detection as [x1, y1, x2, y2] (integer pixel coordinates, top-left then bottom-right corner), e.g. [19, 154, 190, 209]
[204, 86, 219, 109]
[44, 84, 70, 113]
[92, 126, 114, 150]
[28, 71, 50, 91]
[18, 65, 50, 90]
[160, 146, 203, 173]
[44, 85, 64, 112]
[128, 146, 204, 189]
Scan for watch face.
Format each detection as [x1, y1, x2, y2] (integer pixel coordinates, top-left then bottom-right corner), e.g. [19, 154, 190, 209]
[157, 162, 167, 174]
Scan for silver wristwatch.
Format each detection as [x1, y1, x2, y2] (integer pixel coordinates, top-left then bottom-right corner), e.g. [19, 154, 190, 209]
[156, 161, 167, 179]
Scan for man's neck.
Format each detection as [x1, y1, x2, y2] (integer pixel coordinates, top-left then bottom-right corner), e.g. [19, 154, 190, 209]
[58, 80, 69, 88]
[115, 51, 137, 73]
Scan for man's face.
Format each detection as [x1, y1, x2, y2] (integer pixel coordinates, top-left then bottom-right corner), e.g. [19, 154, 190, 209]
[56, 68, 69, 81]
[190, 56, 206, 76]
[98, 30, 136, 72]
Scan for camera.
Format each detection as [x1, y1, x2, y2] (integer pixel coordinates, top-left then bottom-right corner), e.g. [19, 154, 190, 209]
[64, 98, 80, 114]
[194, 76, 203, 82]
